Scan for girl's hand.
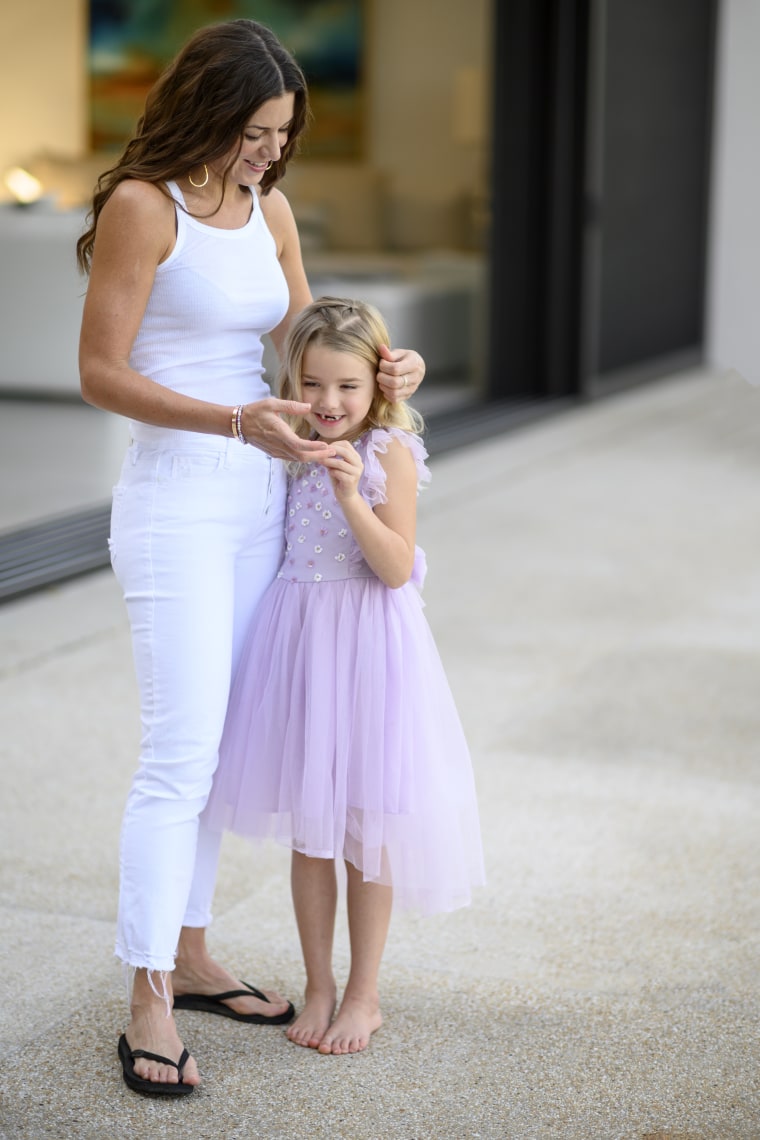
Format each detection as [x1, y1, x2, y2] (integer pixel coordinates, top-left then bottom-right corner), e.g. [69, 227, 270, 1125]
[322, 439, 364, 502]
[376, 345, 425, 403]
[241, 399, 333, 462]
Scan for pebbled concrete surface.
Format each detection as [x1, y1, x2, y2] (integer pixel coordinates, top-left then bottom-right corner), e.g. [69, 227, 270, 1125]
[0, 368, 758, 1139]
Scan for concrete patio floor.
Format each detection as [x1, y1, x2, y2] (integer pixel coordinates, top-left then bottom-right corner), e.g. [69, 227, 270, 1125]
[0, 367, 758, 1138]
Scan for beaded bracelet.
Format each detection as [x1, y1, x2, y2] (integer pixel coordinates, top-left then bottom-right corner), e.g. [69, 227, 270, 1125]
[231, 404, 249, 445]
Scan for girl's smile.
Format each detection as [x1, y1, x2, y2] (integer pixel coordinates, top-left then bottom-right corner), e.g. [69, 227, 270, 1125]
[301, 344, 377, 442]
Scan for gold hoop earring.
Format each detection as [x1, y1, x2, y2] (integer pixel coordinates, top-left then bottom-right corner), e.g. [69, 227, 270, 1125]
[188, 164, 209, 189]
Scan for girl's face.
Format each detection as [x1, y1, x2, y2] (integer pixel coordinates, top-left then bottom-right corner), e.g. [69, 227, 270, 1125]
[215, 93, 295, 185]
[300, 343, 376, 442]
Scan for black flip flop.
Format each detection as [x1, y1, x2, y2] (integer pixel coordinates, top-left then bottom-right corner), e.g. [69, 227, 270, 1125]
[173, 980, 295, 1025]
[118, 1033, 195, 1097]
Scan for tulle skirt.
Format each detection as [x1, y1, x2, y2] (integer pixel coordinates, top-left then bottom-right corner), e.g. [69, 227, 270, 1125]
[205, 575, 485, 914]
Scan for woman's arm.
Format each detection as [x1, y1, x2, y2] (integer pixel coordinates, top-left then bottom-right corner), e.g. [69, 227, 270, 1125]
[323, 438, 418, 588]
[259, 186, 313, 363]
[79, 180, 328, 461]
[260, 186, 425, 403]
[79, 180, 202, 422]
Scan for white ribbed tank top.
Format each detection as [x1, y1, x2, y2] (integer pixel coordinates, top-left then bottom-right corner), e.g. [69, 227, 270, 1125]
[129, 181, 290, 422]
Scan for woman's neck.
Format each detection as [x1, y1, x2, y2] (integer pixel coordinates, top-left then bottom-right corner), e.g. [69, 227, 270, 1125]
[179, 178, 253, 228]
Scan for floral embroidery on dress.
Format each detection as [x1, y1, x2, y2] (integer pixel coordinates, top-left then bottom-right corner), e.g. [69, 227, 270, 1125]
[277, 429, 429, 586]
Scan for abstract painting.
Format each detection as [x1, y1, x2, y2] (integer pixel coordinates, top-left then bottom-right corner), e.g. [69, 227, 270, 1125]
[89, 0, 363, 158]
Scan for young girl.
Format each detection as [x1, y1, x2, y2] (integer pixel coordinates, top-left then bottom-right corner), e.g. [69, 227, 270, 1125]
[205, 298, 485, 1055]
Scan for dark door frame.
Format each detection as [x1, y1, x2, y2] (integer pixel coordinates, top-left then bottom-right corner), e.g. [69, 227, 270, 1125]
[486, 0, 717, 404]
[486, 0, 590, 403]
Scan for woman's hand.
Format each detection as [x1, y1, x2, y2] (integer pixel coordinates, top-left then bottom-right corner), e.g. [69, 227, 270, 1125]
[376, 345, 426, 403]
[240, 399, 332, 462]
[322, 439, 364, 502]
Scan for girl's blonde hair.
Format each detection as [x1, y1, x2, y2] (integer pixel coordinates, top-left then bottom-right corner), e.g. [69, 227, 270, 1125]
[279, 297, 424, 439]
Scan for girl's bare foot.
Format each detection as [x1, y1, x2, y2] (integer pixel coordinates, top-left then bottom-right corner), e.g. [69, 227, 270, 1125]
[317, 994, 382, 1055]
[286, 987, 337, 1049]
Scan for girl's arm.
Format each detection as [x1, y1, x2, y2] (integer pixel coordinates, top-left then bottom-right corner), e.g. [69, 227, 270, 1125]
[79, 181, 328, 462]
[323, 438, 418, 588]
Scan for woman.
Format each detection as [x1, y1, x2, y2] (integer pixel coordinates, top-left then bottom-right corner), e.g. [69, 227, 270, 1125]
[77, 18, 424, 1096]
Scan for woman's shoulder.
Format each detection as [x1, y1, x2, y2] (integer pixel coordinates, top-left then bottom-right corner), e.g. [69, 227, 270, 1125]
[98, 180, 176, 260]
[257, 183, 294, 216]
[257, 185, 297, 245]
[102, 179, 175, 228]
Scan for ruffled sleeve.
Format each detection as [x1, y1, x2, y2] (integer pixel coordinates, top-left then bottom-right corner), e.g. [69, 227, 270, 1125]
[359, 427, 431, 507]
[355, 428, 431, 590]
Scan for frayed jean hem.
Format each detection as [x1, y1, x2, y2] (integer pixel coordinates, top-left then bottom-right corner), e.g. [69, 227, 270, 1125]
[117, 954, 175, 1017]
[115, 945, 177, 975]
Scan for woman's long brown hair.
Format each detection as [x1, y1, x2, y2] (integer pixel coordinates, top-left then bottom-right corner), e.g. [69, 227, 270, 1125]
[76, 19, 310, 273]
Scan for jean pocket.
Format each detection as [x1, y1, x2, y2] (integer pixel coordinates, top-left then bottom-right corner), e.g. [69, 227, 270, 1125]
[170, 452, 225, 481]
[108, 484, 127, 572]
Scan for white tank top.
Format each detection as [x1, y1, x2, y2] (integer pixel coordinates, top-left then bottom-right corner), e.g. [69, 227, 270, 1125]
[129, 180, 290, 423]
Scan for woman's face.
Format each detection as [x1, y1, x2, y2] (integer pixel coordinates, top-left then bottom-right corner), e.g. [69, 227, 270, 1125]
[216, 93, 296, 185]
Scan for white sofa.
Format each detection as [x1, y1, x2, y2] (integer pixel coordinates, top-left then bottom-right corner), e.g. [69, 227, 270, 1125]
[0, 204, 88, 394]
[0, 203, 483, 396]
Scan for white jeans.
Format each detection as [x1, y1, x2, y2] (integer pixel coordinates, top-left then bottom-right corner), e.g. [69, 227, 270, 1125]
[109, 429, 286, 971]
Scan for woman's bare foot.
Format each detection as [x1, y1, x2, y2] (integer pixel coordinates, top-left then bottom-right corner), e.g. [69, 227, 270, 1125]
[286, 988, 337, 1049]
[127, 986, 200, 1087]
[174, 928, 291, 1021]
[317, 993, 382, 1055]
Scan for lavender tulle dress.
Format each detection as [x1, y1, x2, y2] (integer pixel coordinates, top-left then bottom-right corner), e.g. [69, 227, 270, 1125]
[205, 427, 485, 914]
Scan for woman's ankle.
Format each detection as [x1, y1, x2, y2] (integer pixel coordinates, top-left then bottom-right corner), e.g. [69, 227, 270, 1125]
[128, 967, 175, 1020]
[175, 925, 209, 966]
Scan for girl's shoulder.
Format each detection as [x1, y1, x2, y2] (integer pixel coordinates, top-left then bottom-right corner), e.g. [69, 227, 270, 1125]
[359, 427, 431, 506]
[359, 425, 429, 464]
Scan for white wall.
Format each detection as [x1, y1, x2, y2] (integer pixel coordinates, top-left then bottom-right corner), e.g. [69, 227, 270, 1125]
[366, 0, 491, 246]
[0, 0, 87, 187]
[706, 0, 760, 385]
